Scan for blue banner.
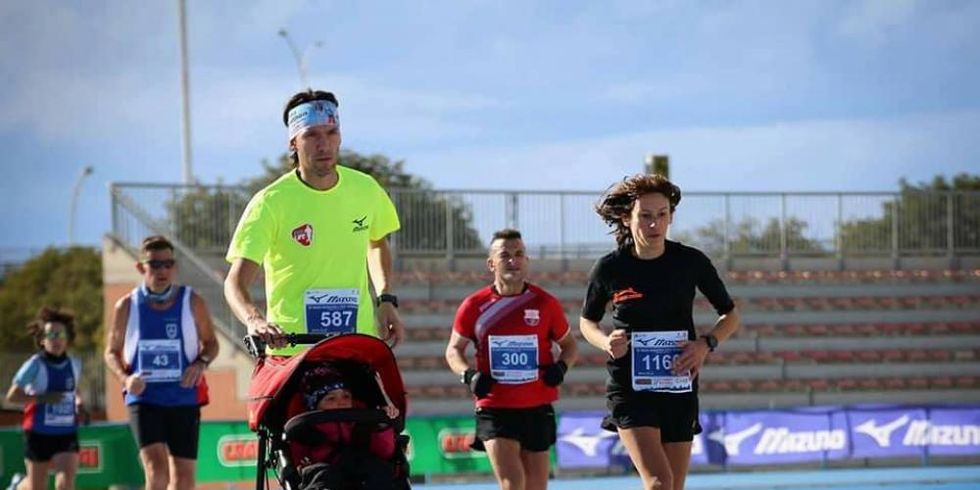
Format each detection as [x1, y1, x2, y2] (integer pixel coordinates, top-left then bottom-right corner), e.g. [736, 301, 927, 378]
[556, 411, 710, 468]
[555, 405, 980, 469]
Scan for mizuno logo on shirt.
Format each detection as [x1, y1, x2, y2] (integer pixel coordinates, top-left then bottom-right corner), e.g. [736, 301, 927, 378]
[352, 216, 368, 232]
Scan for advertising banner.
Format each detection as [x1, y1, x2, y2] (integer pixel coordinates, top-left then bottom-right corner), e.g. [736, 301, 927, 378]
[555, 405, 980, 470]
[555, 411, 709, 469]
[848, 406, 929, 459]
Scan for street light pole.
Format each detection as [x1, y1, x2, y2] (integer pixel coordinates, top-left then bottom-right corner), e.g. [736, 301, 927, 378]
[278, 29, 322, 90]
[69, 166, 94, 245]
[178, 0, 193, 184]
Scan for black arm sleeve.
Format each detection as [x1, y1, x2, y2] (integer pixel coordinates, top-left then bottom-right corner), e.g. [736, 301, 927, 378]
[697, 253, 735, 315]
[581, 260, 610, 322]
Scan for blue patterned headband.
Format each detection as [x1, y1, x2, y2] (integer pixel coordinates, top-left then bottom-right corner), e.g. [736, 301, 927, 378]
[287, 100, 339, 141]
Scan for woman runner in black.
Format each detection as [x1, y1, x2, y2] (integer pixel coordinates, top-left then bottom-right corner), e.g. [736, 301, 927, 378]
[579, 174, 740, 490]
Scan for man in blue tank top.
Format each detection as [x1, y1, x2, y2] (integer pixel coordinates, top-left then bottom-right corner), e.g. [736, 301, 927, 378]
[104, 236, 219, 490]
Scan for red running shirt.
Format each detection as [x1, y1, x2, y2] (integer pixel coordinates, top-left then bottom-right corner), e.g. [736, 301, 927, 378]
[453, 283, 570, 409]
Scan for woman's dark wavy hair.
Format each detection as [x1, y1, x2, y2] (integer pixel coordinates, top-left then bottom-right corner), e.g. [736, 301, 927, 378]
[27, 306, 76, 349]
[594, 173, 682, 249]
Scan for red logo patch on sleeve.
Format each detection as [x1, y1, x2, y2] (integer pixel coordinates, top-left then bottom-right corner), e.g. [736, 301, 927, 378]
[291, 224, 314, 246]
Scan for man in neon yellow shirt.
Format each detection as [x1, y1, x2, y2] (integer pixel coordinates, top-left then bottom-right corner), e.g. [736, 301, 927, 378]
[224, 89, 403, 356]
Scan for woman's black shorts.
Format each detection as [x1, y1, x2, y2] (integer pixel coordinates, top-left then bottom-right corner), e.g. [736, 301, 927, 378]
[601, 391, 702, 443]
[24, 431, 79, 462]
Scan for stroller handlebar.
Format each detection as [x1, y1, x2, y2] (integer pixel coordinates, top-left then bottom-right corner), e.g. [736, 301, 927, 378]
[243, 333, 336, 358]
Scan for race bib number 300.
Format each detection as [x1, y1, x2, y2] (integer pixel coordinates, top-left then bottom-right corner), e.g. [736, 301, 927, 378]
[138, 339, 183, 383]
[488, 334, 539, 384]
[305, 289, 358, 334]
[631, 331, 692, 393]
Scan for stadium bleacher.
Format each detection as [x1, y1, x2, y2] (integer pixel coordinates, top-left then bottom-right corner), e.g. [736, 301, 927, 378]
[389, 269, 980, 414]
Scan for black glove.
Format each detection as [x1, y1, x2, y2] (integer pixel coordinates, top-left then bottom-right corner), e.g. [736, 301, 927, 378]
[542, 360, 568, 387]
[462, 369, 495, 398]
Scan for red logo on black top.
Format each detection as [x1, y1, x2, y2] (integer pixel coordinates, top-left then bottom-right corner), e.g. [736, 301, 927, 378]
[292, 224, 313, 246]
[613, 287, 643, 303]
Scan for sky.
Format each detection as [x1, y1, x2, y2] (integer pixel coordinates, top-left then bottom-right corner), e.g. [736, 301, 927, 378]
[1, 0, 979, 252]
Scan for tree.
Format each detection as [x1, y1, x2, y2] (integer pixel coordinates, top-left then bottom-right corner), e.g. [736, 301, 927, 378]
[0, 247, 103, 353]
[680, 217, 825, 258]
[840, 173, 980, 253]
[165, 150, 483, 255]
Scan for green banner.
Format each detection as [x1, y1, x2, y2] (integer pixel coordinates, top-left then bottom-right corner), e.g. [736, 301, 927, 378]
[1, 423, 143, 489]
[404, 414, 492, 476]
[404, 414, 556, 477]
[1, 415, 555, 487]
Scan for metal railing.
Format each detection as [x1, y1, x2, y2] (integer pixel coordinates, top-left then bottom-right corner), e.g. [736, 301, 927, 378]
[111, 182, 980, 263]
[110, 185, 252, 345]
[108, 182, 980, 344]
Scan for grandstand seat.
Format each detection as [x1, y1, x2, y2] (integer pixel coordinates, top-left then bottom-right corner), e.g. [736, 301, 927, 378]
[857, 351, 882, 363]
[806, 379, 830, 391]
[908, 377, 930, 390]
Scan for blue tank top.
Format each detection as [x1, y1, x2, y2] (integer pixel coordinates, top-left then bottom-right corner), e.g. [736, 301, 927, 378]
[14, 353, 81, 435]
[123, 286, 206, 407]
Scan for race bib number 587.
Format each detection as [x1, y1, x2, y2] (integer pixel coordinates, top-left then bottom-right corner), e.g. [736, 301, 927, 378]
[305, 289, 358, 334]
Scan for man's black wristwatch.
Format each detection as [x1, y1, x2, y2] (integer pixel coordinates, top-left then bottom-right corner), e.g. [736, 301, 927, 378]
[701, 334, 718, 352]
[376, 293, 399, 308]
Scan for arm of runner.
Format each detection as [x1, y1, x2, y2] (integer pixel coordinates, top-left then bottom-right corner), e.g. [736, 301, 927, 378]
[444, 330, 472, 377]
[224, 257, 287, 349]
[445, 331, 493, 397]
[556, 330, 579, 368]
[675, 306, 741, 377]
[6, 384, 57, 405]
[368, 237, 404, 348]
[105, 296, 145, 396]
[6, 361, 64, 405]
[373, 372, 400, 419]
[181, 292, 220, 388]
[579, 316, 628, 359]
[542, 330, 579, 386]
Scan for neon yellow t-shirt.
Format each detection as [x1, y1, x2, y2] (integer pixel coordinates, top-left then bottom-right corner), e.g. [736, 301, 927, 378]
[226, 167, 400, 355]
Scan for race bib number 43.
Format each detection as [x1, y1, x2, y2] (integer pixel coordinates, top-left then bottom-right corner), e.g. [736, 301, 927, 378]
[631, 331, 692, 393]
[305, 289, 358, 334]
[138, 339, 183, 383]
[488, 334, 539, 384]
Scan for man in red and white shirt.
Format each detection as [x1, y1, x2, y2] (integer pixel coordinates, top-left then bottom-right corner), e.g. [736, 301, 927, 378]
[446, 228, 578, 490]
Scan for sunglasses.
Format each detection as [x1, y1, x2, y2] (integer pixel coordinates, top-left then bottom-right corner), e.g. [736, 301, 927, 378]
[144, 259, 176, 270]
[44, 331, 67, 340]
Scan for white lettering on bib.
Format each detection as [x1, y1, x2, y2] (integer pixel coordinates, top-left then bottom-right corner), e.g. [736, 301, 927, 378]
[138, 339, 183, 382]
[488, 334, 539, 384]
[305, 289, 359, 334]
[631, 331, 692, 393]
[44, 392, 75, 426]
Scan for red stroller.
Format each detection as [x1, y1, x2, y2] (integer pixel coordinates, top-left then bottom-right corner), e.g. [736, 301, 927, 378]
[245, 333, 411, 490]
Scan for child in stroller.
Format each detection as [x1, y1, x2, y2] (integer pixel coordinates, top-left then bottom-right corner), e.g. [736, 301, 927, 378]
[291, 363, 401, 489]
[246, 333, 410, 490]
